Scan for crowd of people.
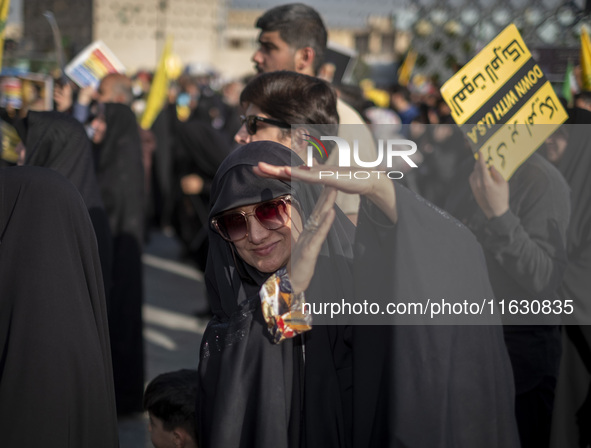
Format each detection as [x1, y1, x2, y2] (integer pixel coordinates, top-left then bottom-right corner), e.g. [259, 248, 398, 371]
[1, 3, 591, 448]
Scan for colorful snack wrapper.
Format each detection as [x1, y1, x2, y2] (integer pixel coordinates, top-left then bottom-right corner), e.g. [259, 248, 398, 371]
[260, 267, 312, 343]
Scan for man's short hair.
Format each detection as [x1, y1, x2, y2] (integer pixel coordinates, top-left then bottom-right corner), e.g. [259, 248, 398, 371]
[143, 369, 199, 438]
[575, 91, 591, 106]
[256, 3, 327, 75]
[389, 84, 411, 102]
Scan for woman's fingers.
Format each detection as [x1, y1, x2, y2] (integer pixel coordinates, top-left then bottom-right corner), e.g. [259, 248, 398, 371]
[253, 162, 292, 180]
[311, 186, 338, 216]
[289, 206, 336, 294]
[256, 162, 370, 193]
[288, 187, 337, 294]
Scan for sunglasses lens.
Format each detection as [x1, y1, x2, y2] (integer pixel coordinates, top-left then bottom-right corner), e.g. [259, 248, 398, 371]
[214, 198, 290, 241]
[218, 213, 247, 241]
[247, 116, 257, 135]
[256, 201, 287, 229]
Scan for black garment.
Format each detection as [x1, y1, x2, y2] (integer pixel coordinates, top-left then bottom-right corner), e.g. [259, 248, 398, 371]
[150, 106, 174, 229]
[0, 166, 118, 447]
[352, 187, 519, 448]
[198, 141, 519, 448]
[199, 141, 355, 448]
[22, 111, 113, 293]
[171, 115, 233, 270]
[558, 110, 591, 323]
[446, 152, 570, 448]
[94, 103, 145, 414]
[550, 110, 591, 448]
[414, 121, 472, 207]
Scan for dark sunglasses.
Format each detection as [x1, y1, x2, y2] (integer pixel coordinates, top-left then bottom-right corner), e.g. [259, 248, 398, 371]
[240, 115, 291, 135]
[211, 195, 293, 242]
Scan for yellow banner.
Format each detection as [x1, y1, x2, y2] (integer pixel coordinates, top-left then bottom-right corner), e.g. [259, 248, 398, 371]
[580, 28, 591, 91]
[140, 37, 172, 130]
[0, 0, 11, 72]
[398, 49, 417, 87]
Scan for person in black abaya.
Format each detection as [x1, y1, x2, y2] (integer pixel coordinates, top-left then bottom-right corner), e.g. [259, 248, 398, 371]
[550, 110, 591, 448]
[0, 166, 118, 447]
[19, 111, 113, 293]
[91, 102, 145, 414]
[445, 149, 570, 448]
[198, 141, 520, 448]
[171, 111, 233, 271]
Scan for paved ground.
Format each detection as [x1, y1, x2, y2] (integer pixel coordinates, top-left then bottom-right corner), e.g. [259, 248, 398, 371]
[118, 231, 209, 448]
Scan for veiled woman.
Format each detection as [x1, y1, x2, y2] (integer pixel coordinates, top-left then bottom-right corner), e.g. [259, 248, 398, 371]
[198, 136, 520, 447]
[0, 166, 118, 447]
[550, 109, 591, 448]
[90, 102, 145, 414]
[20, 111, 112, 292]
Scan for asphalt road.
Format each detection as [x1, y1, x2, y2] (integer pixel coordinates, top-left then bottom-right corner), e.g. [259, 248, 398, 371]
[118, 231, 209, 448]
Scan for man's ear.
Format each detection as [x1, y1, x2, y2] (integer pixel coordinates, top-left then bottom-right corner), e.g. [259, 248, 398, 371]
[294, 47, 316, 75]
[173, 427, 198, 448]
[172, 428, 187, 448]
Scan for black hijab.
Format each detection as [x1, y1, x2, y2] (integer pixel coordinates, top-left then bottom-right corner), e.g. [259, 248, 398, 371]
[199, 141, 355, 448]
[0, 166, 118, 447]
[22, 111, 113, 292]
[24, 111, 104, 210]
[93, 103, 144, 241]
[175, 116, 234, 183]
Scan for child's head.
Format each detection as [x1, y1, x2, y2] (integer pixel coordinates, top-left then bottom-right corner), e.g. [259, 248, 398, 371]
[143, 369, 199, 448]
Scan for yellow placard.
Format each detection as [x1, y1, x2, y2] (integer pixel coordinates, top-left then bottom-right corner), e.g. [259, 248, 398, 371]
[475, 83, 569, 180]
[440, 24, 568, 179]
[441, 24, 531, 125]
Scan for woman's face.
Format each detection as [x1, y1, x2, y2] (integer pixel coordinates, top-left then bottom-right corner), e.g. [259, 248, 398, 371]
[89, 116, 107, 144]
[228, 199, 302, 273]
[234, 103, 292, 147]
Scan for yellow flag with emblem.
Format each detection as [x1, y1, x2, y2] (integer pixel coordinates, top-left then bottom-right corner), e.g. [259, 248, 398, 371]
[140, 36, 173, 130]
[0, 0, 11, 72]
[580, 27, 591, 90]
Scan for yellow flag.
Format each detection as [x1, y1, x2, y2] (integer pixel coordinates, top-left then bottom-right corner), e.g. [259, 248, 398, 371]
[580, 27, 591, 90]
[0, 0, 11, 72]
[140, 36, 173, 130]
[398, 49, 417, 87]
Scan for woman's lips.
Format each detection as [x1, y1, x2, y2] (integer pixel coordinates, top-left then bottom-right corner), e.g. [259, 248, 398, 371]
[251, 241, 278, 256]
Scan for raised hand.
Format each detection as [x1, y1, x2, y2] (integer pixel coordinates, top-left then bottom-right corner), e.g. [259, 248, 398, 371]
[287, 187, 337, 294]
[254, 162, 397, 223]
[469, 152, 510, 220]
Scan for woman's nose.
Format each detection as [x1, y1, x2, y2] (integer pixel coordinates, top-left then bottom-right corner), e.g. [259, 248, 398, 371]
[234, 124, 251, 145]
[247, 215, 270, 243]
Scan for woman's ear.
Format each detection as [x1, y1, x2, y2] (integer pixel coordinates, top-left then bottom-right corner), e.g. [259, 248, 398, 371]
[291, 127, 311, 163]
